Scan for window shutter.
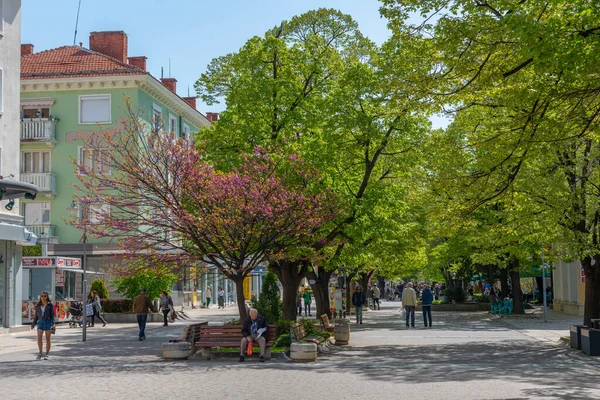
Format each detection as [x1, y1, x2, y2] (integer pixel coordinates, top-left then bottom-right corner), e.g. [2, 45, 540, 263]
[80, 95, 111, 123]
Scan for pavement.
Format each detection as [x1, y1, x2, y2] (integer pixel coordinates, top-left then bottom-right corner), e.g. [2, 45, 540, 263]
[0, 301, 599, 400]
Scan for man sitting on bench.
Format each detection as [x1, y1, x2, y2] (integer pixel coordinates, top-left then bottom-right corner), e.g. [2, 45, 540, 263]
[240, 308, 268, 363]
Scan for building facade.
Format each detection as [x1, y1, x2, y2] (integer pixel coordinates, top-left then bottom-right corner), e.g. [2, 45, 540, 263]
[552, 259, 585, 316]
[19, 31, 211, 307]
[0, 0, 38, 330]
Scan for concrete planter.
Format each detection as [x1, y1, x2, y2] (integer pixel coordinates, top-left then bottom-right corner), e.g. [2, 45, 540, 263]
[100, 313, 164, 324]
[290, 342, 317, 362]
[334, 319, 350, 345]
[415, 303, 490, 312]
[162, 342, 191, 360]
[581, 328, 600, 356]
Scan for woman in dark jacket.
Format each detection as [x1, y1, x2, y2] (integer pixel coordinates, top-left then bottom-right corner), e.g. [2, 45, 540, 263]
[30, 291, 55, 360]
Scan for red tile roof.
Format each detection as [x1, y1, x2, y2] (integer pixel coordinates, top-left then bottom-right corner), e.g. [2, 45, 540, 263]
[21, 46, 147, 79]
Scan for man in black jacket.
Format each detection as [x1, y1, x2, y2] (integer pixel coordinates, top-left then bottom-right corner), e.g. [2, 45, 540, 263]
[240, 308, 268, 362]
[352, 286, 366, 324]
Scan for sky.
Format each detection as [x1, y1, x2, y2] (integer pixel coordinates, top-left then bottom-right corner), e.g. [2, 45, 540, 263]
[21, 0, 449, 128]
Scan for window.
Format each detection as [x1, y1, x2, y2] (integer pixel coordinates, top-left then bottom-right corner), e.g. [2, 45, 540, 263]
[22, 151, 51, 173]
[89, 204, 110, 225]
[152, 104, 163, 133]
[79, 148, 111, 174]
[24, 202, 51, 226]
[182, 124, 190, 140]
[169, 114, 177, 136]
[22, 107, 50, 118]
[79, 94, 111, 124]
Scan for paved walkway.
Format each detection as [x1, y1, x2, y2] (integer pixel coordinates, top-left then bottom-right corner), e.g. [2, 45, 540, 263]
[0, 301, 598, 400]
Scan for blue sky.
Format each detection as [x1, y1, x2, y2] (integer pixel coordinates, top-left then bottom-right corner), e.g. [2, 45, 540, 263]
[21, 0, 448, 127]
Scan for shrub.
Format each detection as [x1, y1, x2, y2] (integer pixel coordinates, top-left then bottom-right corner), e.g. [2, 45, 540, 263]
[476, 294, 491, 303]
[298, 317, 319, 336]
[90, 279, 109, 299]
[453, 287, 466, 303]
[100, 298, 133, 313]
[274, 333, 292, 347]
[254, 272, 283, 325]
[224, 318, 242, 325]
[276, 319, 296, 337]
[112, 269, 178, 301]
[320, 331, 331, 339]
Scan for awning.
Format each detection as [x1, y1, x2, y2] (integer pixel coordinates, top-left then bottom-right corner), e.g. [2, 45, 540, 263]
[0, 222, 37, 245]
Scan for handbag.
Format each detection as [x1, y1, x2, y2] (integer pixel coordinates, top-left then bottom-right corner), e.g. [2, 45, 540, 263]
[400, 308, 406, 319]
[51, 325, 56, 335]
[85, 303, 94, 317]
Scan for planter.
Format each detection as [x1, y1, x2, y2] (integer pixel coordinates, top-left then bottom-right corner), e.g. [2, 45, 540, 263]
[581, 328, 600, 356]
[570, 325, 587, 350]
[162, 342, 191, 360]
[334, 318, 350, 345]
[290, 342, 317, 362]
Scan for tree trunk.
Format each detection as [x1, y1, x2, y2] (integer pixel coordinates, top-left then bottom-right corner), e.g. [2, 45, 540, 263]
[270, 260, 308, 321]
[307, 269, 333, 319]
[499, 268, 509, 298]
[509, 260, 524, 314]
[583, 256, 600, 326]
[233, 275, 248, 321]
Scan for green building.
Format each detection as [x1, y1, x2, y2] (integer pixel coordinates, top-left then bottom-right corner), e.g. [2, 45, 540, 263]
[18, 31, 211, 305]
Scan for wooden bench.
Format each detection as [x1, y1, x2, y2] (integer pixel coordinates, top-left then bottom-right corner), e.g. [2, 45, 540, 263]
[320, 314, 335, 333]
[195, 324, 277, 360]
[291, 323, 326, 345]
[182, 321, 209, 346]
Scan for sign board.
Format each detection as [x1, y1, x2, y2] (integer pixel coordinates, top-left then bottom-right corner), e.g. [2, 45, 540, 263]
[243, 277, 251, 300]
[581, 265, 586, 284]
[22, 257, 81, 269]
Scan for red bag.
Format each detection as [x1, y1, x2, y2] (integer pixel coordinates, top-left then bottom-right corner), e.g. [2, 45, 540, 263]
[247, 340, 253, 355]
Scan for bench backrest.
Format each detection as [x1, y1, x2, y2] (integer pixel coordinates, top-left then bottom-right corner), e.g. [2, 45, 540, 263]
[320, 314, 332, 329]
[291, 323, 306, 341]
[183, 322, 209, 343]
[197, 324, 276, 344]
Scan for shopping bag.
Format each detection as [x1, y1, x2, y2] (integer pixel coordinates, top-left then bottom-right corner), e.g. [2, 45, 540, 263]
[400, 308, 406, 320]
[85, 304, 94, 317]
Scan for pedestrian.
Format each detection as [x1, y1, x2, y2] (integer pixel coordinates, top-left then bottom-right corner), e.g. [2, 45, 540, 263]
[372, 284, 381, 310]
[205, 286, 212, 308]
[303, 287, 312, 317]
[159, 290, 173, 326]
[89, 290, 107, 327]
[30, 291, 55, 360]
[133, 288, 154, 341]
[433, 283, 441, 301]
[218, 287, 225, 309]
[401, 282, 417, 328]
[397, 283, 404, 299]
[239, 308, 268, 362]
[421, 284, 433, 328]
[352, 286, 366, 324]
[296, 289, 303, 316]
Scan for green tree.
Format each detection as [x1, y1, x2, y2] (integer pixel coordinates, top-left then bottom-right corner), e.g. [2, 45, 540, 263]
[382, 0, 600, 325]
[255, 272, 283, 325]
[112, 268, 178, 302]
[196, 8, 430, 319]
[90, 279, 109, 299]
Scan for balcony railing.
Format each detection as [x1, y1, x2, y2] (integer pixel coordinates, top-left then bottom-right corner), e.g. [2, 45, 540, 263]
[21, 173, 56, 195]
[20, 118, 57, 143]
[27, 225, 57, 242]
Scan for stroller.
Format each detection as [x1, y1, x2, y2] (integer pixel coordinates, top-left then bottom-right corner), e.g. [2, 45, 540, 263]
[68, 301, 84, 328]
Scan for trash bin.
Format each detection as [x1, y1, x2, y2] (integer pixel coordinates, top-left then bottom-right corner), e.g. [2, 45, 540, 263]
[581, 327, 600, 356]
[590, 319, 600, 330]
[334, 318, 350, 345]
[570, 325, 587, 350]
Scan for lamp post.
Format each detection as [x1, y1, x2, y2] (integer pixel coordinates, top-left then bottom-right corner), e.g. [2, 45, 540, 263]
[70, 200, 89, 342]
[541, 244, 548, 323]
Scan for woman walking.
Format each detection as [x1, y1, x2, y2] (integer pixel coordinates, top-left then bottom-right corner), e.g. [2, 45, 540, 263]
[90, 290, 107, 327]
[30, 291, 55, 360]
[205, 286, 212, 308]
[159, 291, 174, 326]
[217, 287, 225, 309]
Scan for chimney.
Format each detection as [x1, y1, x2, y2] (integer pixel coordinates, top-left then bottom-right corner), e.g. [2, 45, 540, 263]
[128, 56, 147, 71]
[206, 112, 219, 123]
[183, 96, 197, 109]
[21, 44, 34, 57]
[89, 31, 128, 63]
[161, 78, 177, 93]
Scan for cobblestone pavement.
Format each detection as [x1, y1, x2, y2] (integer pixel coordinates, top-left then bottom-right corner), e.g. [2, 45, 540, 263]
[1, 302, 599, 400]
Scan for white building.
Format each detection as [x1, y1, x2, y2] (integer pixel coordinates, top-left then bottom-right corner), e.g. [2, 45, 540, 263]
[0, 0, 38, 331]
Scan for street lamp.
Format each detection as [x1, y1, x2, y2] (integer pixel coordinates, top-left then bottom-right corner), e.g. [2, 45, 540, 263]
[70, 199, 89, 342]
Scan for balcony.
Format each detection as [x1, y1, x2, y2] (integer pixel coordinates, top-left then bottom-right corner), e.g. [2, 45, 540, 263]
[26, 225, 59, 244]
[20, 173, 56, 197]
[20, 118, 57, 146]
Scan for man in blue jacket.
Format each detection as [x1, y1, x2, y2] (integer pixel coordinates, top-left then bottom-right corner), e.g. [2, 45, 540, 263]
[421, 284, 433, 328]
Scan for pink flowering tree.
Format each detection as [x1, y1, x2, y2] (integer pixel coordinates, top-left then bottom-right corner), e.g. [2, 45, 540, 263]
[72, 105, 340, 319]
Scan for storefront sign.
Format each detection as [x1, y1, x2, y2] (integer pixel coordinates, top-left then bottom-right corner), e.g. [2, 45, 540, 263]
[22, 257, 81, 269]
